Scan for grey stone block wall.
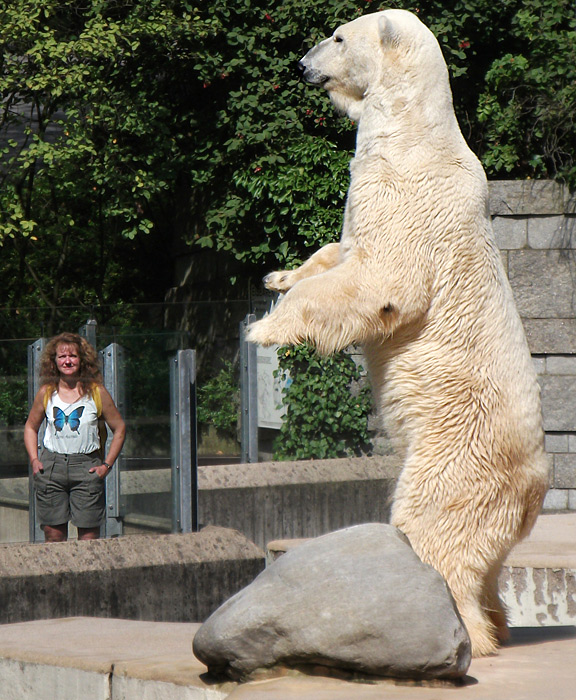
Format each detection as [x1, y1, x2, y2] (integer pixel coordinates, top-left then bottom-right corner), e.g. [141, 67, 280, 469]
[490, 180, 576, 510]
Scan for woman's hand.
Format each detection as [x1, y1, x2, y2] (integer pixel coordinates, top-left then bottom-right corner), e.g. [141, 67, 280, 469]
[31, 457, 44, 476]
[89, 463, 112, 479]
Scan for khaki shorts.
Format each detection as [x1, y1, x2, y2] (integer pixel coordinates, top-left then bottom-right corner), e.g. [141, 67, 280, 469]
[34, 448, 105, 529]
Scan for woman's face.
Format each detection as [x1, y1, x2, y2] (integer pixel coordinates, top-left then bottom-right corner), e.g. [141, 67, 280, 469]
[55, 343, 81, 378]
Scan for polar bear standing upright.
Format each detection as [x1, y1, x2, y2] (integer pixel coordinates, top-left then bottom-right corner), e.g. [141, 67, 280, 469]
[248, 10, 549, 656]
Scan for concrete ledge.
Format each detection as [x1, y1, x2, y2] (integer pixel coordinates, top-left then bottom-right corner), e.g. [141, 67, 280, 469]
[0, 526, 264, 625]
[500, 566, 576, 627]
[198, 455, 401, 489]
[117, 455, 402, 548]
[197, 455, 402, 550]
[500, 513, 576, 627]
[0, 617, 227, 700]
[504, 512, 576, 568]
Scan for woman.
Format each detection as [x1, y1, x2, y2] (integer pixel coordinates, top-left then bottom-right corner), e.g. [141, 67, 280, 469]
[24, 332, 126, 542]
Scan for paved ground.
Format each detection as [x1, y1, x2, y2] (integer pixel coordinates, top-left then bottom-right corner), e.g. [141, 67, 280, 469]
[0, 513, 574, 700]
[227, 627, 576, 699]
[1, 617, 574, 700]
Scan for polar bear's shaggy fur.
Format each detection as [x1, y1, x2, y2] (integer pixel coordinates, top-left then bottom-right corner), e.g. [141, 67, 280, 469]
[248, 10, 549, 656]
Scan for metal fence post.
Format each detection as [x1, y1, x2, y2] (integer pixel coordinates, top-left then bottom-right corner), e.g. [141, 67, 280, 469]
[240, 314, 258, 463]
[100, 342, 125, 537]
[79, 318, 98, 348]
[27, 338, 46, 543]
[170, 349, 198, 533]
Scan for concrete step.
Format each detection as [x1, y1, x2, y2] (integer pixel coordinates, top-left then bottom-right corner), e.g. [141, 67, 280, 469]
[0, 618, 220, 700]
[500, 512, 576, 627]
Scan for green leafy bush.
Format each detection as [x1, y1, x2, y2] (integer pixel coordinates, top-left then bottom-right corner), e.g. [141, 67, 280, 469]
[476, 0, 576, 181]
[197, 361, 239, 440]
[273, 344, 372, 460]
[0, 378, 28, 426]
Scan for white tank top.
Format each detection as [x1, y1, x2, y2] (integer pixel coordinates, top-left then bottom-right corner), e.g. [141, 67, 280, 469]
[43, 391, 100, 454]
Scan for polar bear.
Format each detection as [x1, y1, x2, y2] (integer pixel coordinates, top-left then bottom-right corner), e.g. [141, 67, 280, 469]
[248, 9, 549, 656]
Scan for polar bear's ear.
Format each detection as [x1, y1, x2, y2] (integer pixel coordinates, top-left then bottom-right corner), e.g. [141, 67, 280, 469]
[378, 13, 400, 47]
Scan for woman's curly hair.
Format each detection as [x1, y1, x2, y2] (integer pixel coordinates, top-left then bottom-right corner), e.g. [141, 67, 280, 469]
[40, 332, 103, 397]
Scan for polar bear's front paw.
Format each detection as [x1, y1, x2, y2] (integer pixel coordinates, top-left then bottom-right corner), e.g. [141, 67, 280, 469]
[246, 316, 285, 347]
[263, 270, 294, 293]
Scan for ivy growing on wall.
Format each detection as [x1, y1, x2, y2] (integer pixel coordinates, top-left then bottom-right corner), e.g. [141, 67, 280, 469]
[273, 344, 373, 460]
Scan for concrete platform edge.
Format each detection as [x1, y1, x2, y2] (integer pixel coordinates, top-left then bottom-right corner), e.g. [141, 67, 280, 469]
[1, 619, 576, 700]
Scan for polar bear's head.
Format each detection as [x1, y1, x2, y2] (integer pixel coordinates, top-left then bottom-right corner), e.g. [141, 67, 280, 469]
[299, 9, 454, 126]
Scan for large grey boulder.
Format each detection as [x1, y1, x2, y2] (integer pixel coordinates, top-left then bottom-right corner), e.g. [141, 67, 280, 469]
[193, 523, 471, 681]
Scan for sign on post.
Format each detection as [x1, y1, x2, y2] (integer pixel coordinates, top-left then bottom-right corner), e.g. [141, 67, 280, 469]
[256, 344, 288, 430]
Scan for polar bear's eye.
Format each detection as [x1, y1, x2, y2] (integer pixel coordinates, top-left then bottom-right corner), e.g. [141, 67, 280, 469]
[333, 34, 344, 43]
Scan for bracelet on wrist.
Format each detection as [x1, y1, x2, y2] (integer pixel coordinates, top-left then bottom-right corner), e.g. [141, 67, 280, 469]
[103, 462, 113, 469]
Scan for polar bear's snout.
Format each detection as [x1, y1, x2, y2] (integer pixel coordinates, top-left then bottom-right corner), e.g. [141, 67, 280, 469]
[297, 58, 329, 86]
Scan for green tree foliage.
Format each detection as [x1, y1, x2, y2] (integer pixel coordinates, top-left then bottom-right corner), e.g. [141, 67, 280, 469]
[273, 345, 373, 460]
[0, 378, 28, 425]
[189, 0, 359, 269]
[196, 361, 239, 439]
[0, 0, 200, 243]
[0, 0, 201, 336]
[476, 0, 576, 181]
[0, 0, 574, 333]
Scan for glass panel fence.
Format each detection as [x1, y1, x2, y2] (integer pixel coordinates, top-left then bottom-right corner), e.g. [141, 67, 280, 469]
[99, 329, 185, 536]
[0, 301, 247, 544]
[0, 339, 32, 544]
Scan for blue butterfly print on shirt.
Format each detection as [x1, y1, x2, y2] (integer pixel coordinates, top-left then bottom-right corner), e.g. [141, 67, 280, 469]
[53, 406, 85, 433]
